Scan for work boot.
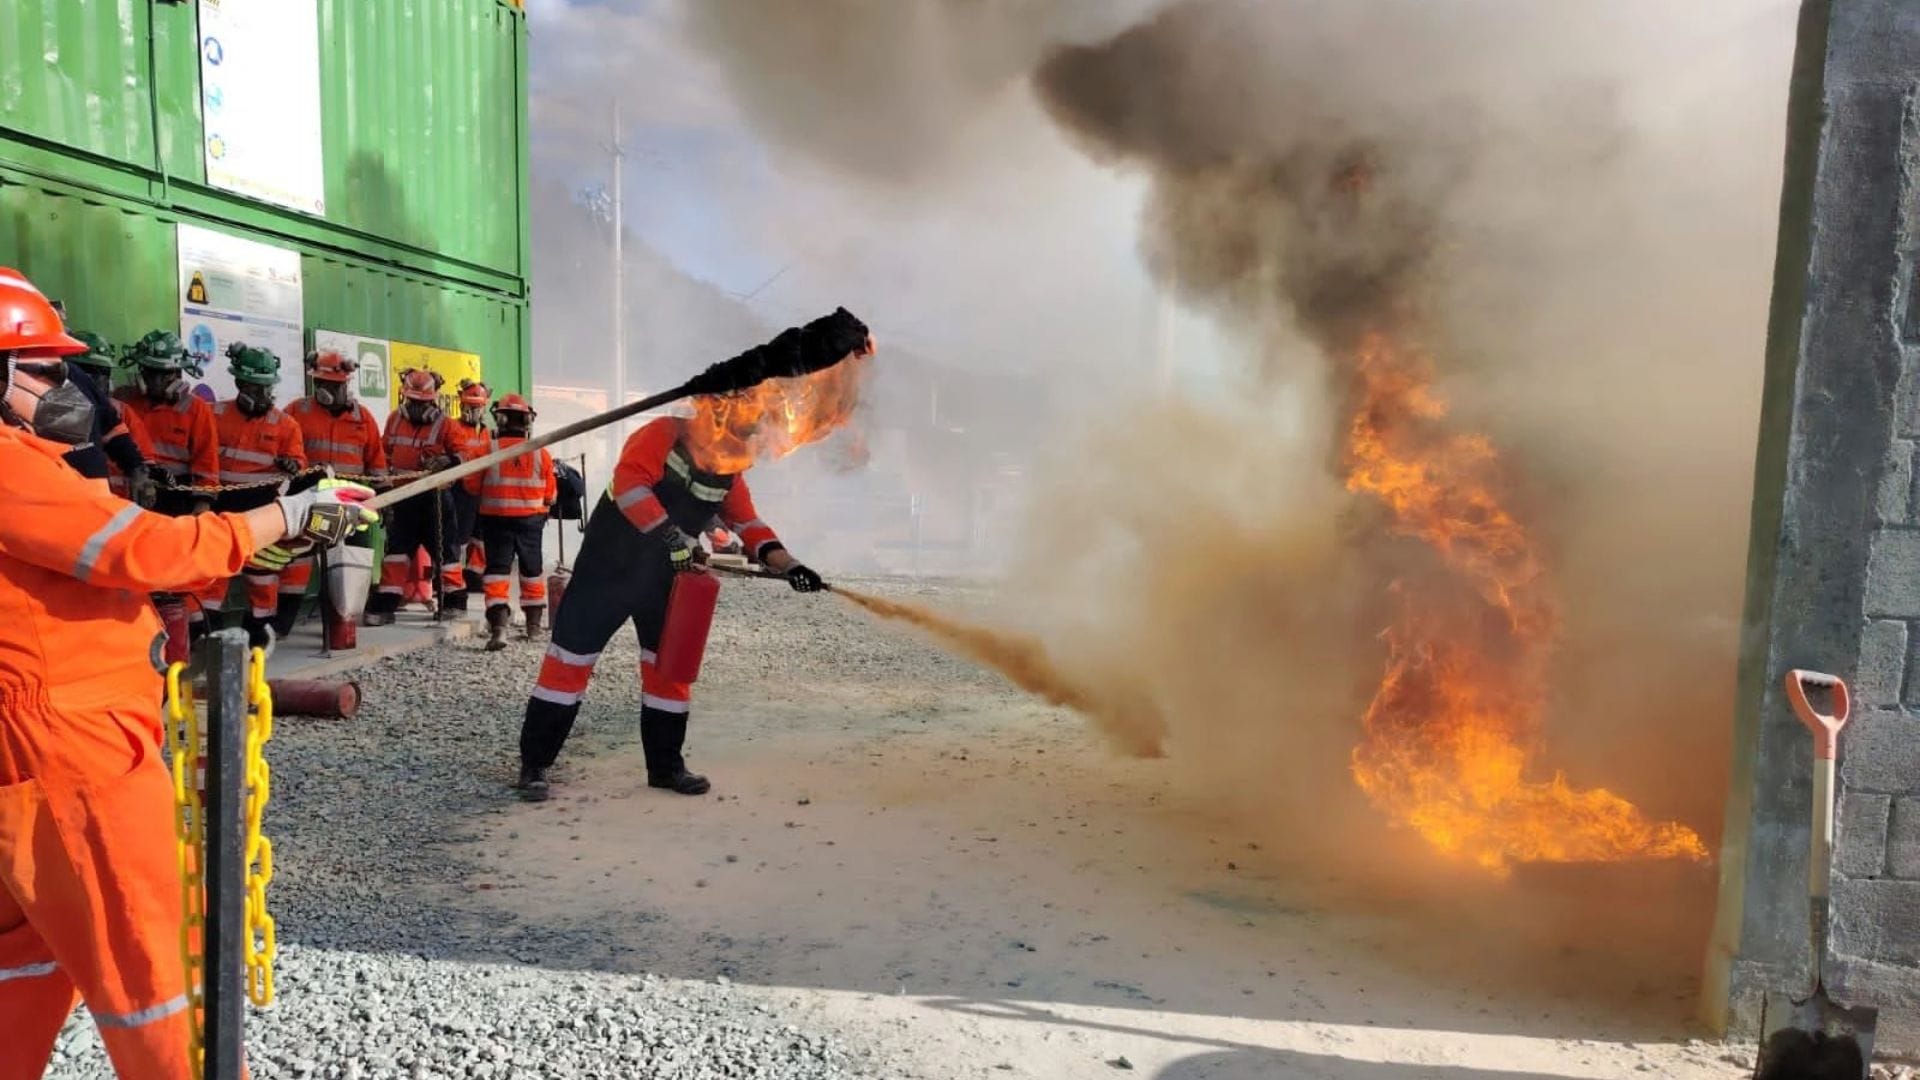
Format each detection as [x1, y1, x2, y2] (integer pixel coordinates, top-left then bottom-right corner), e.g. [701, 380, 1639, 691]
[442, 590, 469, 615]
[362, 610, 395, 628]
[485, 606, 512, 652]
[514, 763, 551, 802]
[523, 605, 545, 641]
[647, 768, 711, 796]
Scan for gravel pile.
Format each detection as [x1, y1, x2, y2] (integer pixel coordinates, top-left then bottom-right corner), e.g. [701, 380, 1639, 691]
[48, 577, 947, 1079]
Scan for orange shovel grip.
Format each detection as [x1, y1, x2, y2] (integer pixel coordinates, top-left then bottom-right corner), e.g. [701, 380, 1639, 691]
[1785, 669, 1849, 761]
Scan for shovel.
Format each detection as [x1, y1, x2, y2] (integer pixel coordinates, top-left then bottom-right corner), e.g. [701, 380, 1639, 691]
[1756, 669, 1877, 1076]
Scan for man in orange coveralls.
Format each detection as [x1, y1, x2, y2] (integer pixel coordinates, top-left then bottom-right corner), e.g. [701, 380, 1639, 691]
[0, 268, 375, 1080]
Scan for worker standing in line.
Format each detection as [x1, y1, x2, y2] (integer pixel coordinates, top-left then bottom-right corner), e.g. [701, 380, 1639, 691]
[204, 344, 307, 647]
[467, 393, 554, 651]
[278, 349, 389, 635]
[0, 267, 376, 1080]
[372, 368, 457, 625]
[62, 330, 155, 504]
[440, 378, 494, 614]
[116, 330, 219, 506]
[514, 315, 872, 802]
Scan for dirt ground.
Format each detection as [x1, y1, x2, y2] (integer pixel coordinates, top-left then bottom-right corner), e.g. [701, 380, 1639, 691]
[459, 575, 1751, 1079]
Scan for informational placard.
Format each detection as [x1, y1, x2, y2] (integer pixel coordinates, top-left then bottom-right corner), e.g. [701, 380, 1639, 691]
[312, 330, 394, 426]
[390, 341, 484, 417]
[177, 224, 305, 404]
[198, 0, 326, 216]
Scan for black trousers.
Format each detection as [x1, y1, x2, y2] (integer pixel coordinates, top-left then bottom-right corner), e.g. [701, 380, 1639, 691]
[448, 487, 480, 591]
[520, 497, 685, 774]
[481, 514, 547, 611]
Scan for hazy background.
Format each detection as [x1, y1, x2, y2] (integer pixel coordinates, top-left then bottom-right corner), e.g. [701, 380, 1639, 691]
[523, 0, 1801, 951]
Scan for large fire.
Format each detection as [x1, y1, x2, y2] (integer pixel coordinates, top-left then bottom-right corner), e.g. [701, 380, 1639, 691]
[683, 354, 870, 474]
[1343, 330, 1708, 874]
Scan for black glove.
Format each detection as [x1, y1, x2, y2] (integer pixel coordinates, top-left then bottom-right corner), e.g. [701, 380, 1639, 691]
[786, 564, 825, 593]
[662, 528, 697, 573]
[275, 456, 304, 475]
[423, 454, 459, 472]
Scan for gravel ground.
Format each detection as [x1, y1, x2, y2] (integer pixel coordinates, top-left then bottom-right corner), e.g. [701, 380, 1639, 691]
[47, 577, 950, 1079]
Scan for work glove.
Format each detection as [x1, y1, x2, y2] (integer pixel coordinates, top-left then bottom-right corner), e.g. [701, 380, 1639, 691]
[786, 564, 825, 593]
[423, 454, 459, 472]
[129, 465, 159, 509]
[247, 544, 297, 573]
[275, 456, 304, 475]
[662, 527, 698, 573]
[275, 478, 378, 548]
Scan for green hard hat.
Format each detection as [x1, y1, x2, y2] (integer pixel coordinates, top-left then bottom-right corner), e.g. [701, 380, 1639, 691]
[69, 330, 117, 372]
[125, 329, 193, 372]
[226, 342, 280, 386]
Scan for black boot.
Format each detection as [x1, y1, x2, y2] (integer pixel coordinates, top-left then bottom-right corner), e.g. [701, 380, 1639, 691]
[523, 605, 545, 640]
[647, 768, 710, 795]
[514, 763, 550, 801]
[485, 605, 512, 652]
[641, 706, 709, 795]
[443, 590, 469, 614]
[272, 594, 304, 639]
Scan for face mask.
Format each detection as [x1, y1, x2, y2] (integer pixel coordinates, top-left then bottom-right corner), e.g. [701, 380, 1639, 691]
[25, 376, 96, 446]
[313, 380, 352, 411]
[403, 399, 441, 426]
[498, 418, 530, 438]
[237, 382, 275, 417]
[141, 368, 184, 404]
[460, 404, 486, 426]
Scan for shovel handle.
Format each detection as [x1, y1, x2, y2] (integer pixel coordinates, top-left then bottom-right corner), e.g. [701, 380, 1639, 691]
[1785, 669, 1849, 761]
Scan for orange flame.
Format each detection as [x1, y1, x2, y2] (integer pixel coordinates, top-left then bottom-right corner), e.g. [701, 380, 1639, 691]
[1342, 331, 1707, 874]
[682, 356, 870, 474]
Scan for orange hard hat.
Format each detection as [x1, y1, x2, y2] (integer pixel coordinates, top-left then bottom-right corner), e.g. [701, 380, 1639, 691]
[399, 367, 443, 401]
[307, 349, 357, 382]
[0, 268, 85, 357]
[491, 392, 535, 420]
[457, 378, 491, 407]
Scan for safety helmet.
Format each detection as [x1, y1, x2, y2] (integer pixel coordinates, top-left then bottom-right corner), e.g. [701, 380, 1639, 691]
[306, 349, 357, 382]
[126, 329, 195, 373]
[69, 330, 118, 373]
[491, 392, 535, 423]
[0, 269, 85, 358]
[457, 379, 491, 408]
[399, 367, 443, 402]
[227, 343, 281, 386]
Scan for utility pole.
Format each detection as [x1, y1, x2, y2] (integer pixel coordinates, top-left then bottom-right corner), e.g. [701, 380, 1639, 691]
[610, 100, 627, 440]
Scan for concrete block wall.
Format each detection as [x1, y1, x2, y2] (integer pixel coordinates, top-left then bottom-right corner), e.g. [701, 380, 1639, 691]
[1709, 0, 1920, 1054]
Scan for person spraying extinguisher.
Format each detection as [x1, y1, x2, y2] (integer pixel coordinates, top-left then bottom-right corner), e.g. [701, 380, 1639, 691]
[466, 393, 555, 651]
[513, 313, 871, 802]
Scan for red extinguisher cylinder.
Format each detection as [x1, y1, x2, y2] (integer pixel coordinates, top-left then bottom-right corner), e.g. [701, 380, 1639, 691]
[547, 566, 571, 623]
[269, 679, 361, 719]
[654, 571, 720, 684]
[159, 598, 191, 666]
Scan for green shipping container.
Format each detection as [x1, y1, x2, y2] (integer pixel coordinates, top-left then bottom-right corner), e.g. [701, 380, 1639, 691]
[0, 0, 531, 395]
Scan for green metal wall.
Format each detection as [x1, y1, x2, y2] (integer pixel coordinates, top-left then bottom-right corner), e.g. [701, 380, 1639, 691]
[0, 0, 529, 393]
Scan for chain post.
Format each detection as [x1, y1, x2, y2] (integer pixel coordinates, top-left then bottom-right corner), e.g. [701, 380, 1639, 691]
[201, 629, 249, 1080]
[166, 662, 206, 1077]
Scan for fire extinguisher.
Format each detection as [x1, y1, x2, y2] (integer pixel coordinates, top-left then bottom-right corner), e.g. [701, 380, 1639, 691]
[157, 594, 192, 666]
[654, 570, 720, 684]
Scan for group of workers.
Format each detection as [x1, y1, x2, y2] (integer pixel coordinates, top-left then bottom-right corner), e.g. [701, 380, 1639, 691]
[0, 262, 867, 1078]
[12, 304, 558, 653]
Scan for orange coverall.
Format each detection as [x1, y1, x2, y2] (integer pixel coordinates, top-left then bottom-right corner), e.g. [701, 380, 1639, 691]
[441, 417, 493, 593]
[281, 397, 387, 599]
[463, 436, 555, 609]
[198, 401, 307, 620]
[0, 425, 259, 1080]
[120, 394, 220, 487]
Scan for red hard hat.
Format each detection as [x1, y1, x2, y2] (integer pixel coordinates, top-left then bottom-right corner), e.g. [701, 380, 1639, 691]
[458, 379, 491, 407]
[399, 368, 442, 402]
[491, 393, 535, 420]
[0, 268, 85, 357]
[307, 349, 356, 382]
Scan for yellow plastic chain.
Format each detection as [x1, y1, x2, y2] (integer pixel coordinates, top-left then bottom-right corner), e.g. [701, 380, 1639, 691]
[243, 647, 277, 1007]
[165, 662, 207, 1076]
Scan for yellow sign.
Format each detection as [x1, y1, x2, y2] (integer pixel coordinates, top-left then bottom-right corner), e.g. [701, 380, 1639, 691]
[388, 341, 482, 416]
